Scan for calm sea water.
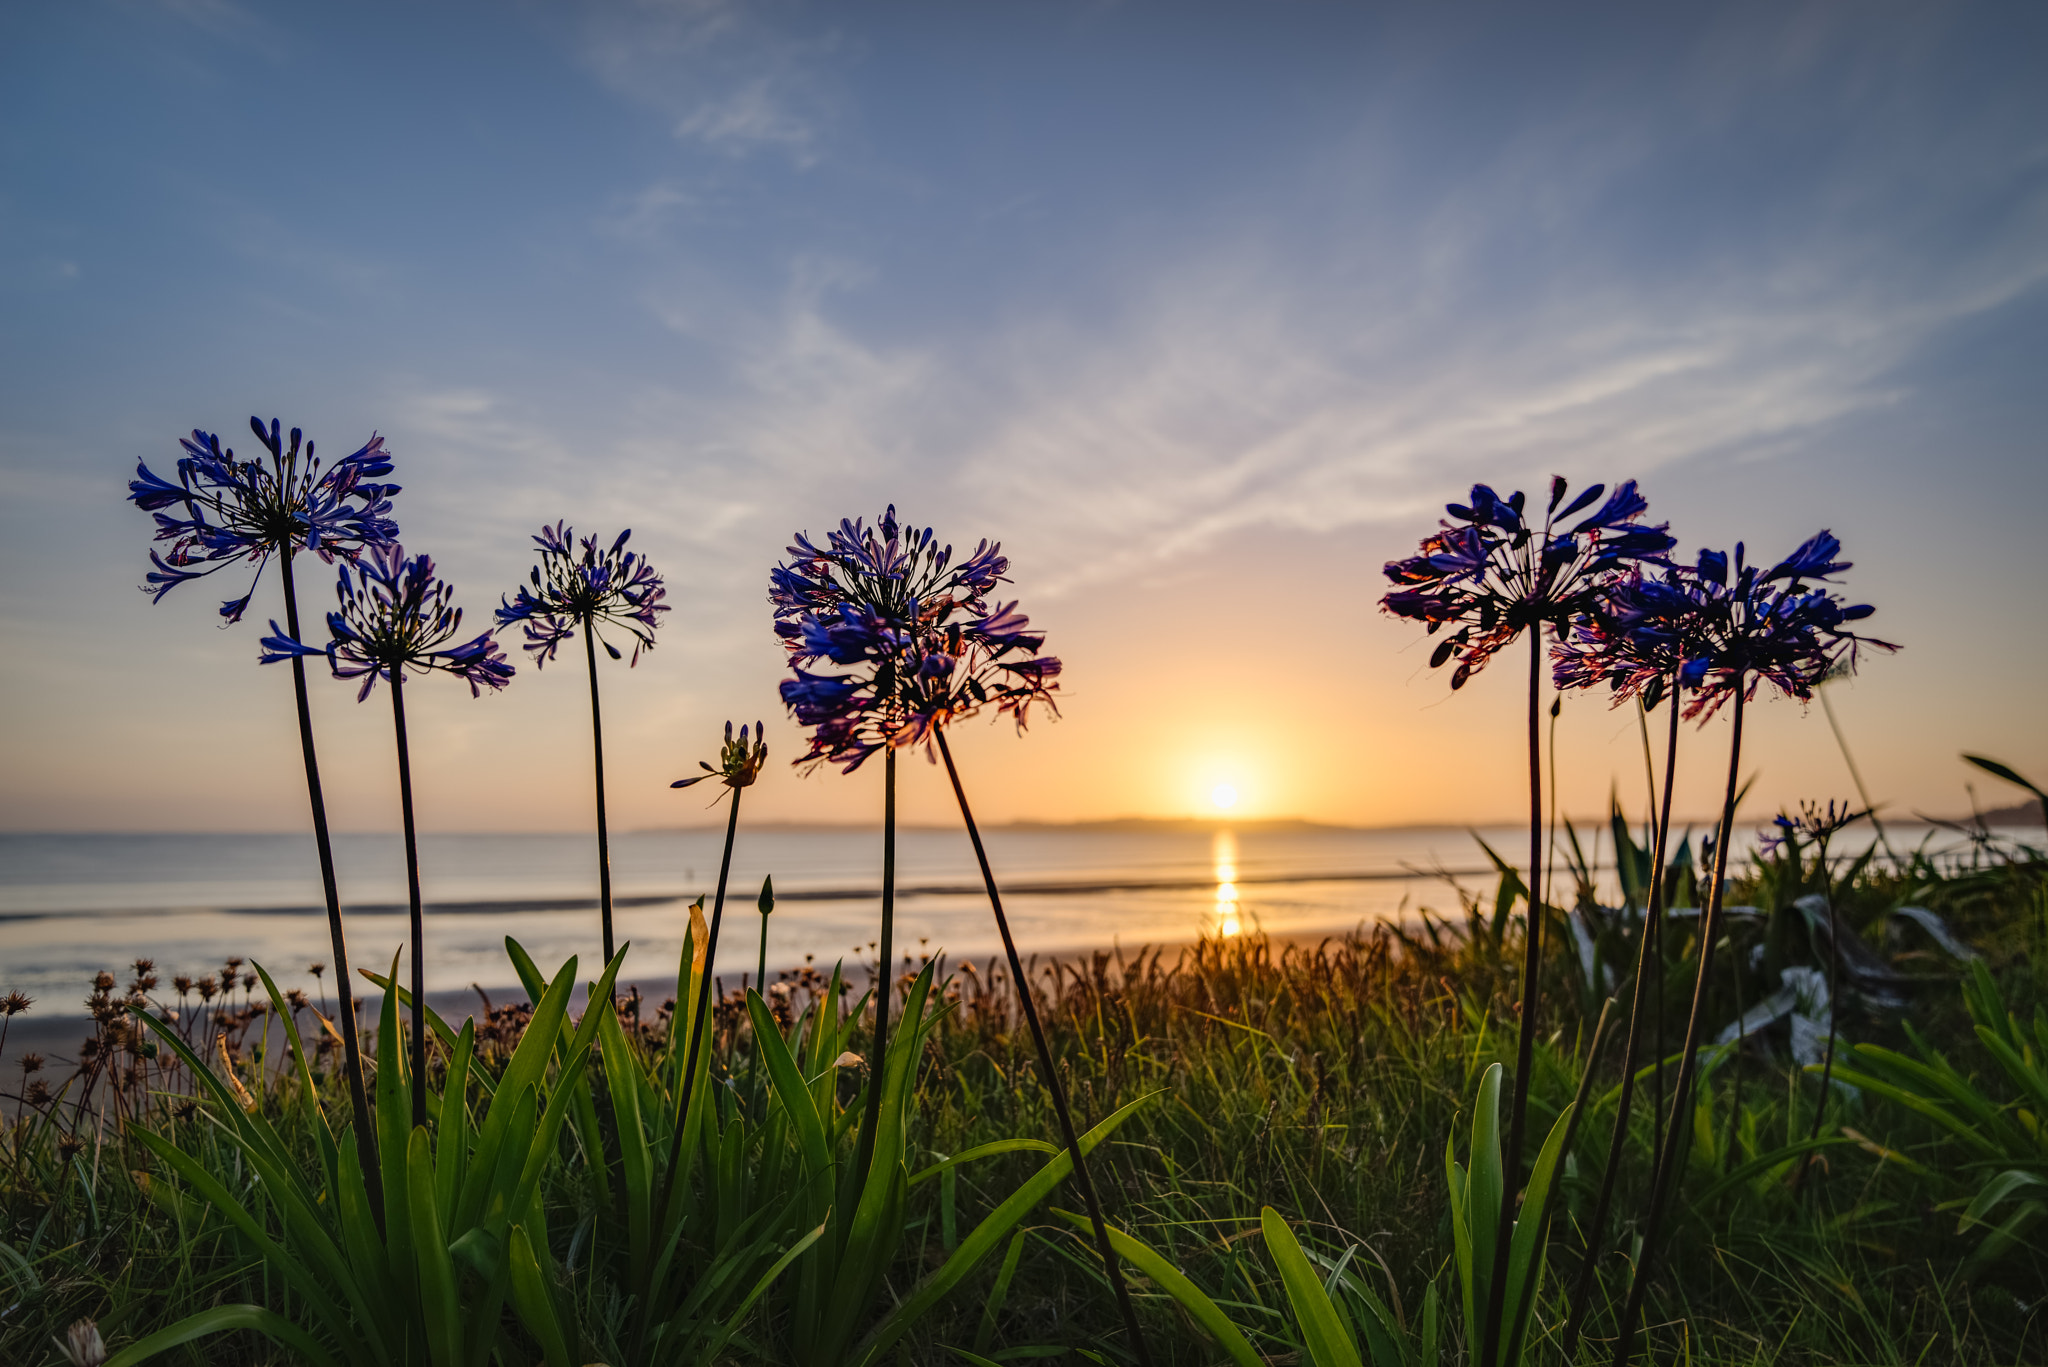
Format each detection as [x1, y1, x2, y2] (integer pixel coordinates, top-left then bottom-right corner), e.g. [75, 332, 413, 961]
[0, 824, 1517, 1013]
[1, 821, 2031, 1016]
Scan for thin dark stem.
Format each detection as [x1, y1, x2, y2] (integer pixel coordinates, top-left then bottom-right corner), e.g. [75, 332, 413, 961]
[653, 783, 742, 1233]
[585, 629, 615, 965]
[1613, 680, 1748, 1367]
[936, 730, 1154, 1367]
[1562, 681, 1682, 1357]
[1652, 841, 1666, 1182]
[1637, 701, 1658, 857]
[389, 670, 428, 1132]
[1725, 939, 1748, 1174]
[1482, 624, 1546, 1367]
[1793, 892, 1845, 1193]
[1820, 685, 1897, 866]
[748, 888, 772, 1125]
[755, 905, 771, 1028]
[853, 749, 898, 1186]
[279, 551, 382, 1224]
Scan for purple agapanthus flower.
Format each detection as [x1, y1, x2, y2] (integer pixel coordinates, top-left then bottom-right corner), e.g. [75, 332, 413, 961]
[495, 523, 669, 666]
[1551, 548, 1727, 710]
[1382, 476, 1676, 689]
[261, 544, 514, 700]
[1555, 533, 1894, 722]
[769, 505, 1061, 772]
[127, 417, 400, 623]
[1670, 532, 1896, 722]
[1758, 798, 1867, 856]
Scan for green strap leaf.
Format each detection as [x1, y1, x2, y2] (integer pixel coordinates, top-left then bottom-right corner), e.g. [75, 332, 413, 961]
[252, 960, 330, 1137]
[1046, 1209, 1262, 1367]
[461, 951, 579, 1227]
[101, 1305, 343, 1367]
[506, 1223, 573, 1367]
[1962, 1169, 2048, 1231]
[1502, 1100, 1575, 1367]
[125, 1128, 368, 1364]
[850, 1090, 1161, 1367]
[407, 1126, 464, 1367]
[911, 1139, 1061, 1187]
[1263, 1207, 1364, 1367]
[597, 1001, 654, 1279]
[1962, 754, 2048, 805]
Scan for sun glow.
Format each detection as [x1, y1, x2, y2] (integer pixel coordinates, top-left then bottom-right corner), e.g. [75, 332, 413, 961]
[1210, 782, 1239, 810]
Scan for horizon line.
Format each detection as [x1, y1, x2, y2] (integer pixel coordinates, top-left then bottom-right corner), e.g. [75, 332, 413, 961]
[2, 808, 2036, 839]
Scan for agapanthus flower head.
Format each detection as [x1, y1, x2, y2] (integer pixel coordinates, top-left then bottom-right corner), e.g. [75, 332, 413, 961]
[1758, 798, 1867, 856]
[769, 505, 1060, 772]
[1550, 545, 1729, 709]
[127, 416, 400, 623]
[259, 544, 514, 700]
[496, 522, 669, 666]
[1673, 531, 1896, 723]
[672, 720, 769, 792]
[1382, 476, 1675, 689]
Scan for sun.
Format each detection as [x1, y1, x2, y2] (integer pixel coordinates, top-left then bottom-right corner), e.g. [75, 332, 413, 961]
[1210, 783, 1239, 811]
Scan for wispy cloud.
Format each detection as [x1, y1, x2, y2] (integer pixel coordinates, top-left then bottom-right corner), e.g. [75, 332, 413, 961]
[576, 0, 845, 169]
[530, 6, 2042, 608]
[675, 77, 823, 165]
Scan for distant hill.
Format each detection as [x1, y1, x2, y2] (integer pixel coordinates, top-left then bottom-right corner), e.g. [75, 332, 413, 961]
[1953, 798, 2046, 827]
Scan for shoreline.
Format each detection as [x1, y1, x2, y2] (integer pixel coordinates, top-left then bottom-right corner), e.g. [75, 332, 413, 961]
[0, 924, 1342, 1096]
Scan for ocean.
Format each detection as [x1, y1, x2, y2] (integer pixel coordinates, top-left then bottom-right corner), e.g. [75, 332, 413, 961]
[0, 823, 1526, 1015]
[1, 819, 2032, 1021]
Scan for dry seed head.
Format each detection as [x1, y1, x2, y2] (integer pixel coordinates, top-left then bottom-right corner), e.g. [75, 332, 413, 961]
[56, 1317, 107, 1367]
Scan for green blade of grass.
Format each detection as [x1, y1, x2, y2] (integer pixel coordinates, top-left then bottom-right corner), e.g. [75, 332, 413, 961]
[1048, 1208, 1263, 1367]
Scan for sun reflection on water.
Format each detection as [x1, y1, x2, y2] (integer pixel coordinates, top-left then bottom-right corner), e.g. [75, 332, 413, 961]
[1213, 829, 1240, 937]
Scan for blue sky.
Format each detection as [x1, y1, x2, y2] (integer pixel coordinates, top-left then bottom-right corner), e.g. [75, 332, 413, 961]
[2, 1, 2045, 832]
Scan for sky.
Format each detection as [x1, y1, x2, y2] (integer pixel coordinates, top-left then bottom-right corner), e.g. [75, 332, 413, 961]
[1, 0, 2044, 834]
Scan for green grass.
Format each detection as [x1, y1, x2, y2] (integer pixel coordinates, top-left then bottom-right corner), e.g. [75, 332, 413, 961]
[4, 837, 2044, 1365]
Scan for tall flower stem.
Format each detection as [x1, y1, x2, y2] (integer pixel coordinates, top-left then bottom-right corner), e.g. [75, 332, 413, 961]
[1613, 679, 1748, 1367]
[388, 669, 429, 1131]
[936, 730, 1154, 1367]
[755, 890, 770, 1009]
[279, 550, 381, 1217]
[1820, 684, 1897, 866]
[1481, 624, 1548, 1367]
[1724, 944, 1748, 1174]
[747, 878, 774, 1125]
[853, 749, 898, 1186]
[654, 782, 743, 1232]
[584, 628, 616, 964]
[1562, 679, 1681, 1357]
[1792, 889, 1846, 1194]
